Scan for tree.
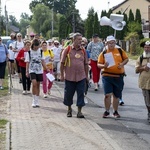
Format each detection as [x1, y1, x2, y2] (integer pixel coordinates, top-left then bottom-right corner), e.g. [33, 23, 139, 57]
[59, 15, 68, 39]
[84, 7, 95, 39]
[29, 0, 77, 15]
[19, 13, 31, 37]
[128, 9, 134, 22]
[30, 4, 52, 38]
[93, 12, 100, 36]
[127, 21, 143, 39]
[9, 15, 19, 27]
[135, 9, 141, 23]
[100, 10, 109, 39]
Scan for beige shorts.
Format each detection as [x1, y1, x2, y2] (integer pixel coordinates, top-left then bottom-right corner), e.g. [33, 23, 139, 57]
[142, 89, 150, 107]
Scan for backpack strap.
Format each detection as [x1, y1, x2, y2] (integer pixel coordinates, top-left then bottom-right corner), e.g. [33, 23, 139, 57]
[28, 51, 31, 60]
[64, 46, 71, 66]
[118, 48, 123, 60]
[28, 49, 43, 61]
[139, 54, 143, 65]
[3, 44, 7, 55]
[40, 49, 43, 57]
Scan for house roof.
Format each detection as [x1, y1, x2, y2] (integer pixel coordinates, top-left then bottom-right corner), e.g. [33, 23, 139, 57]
[9, 25, 19, 33]
[111, 0, 150, 11]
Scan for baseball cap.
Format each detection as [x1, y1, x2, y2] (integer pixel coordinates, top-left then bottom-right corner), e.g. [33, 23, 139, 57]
[30, 32, 35, 37]
[106, 35, 116, 42]
[54, 40, 59, 44]
[9, 43, 13, 47]
[48, 39, 53, 43]
[69, 33, 75, 39]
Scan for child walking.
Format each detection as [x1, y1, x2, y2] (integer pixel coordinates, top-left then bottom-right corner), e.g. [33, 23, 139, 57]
[25, 39, 49, 108]
[41, 41, 54, 98]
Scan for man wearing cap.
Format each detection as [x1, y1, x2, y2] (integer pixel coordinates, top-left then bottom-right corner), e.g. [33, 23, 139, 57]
[135, 41, 150, 123]
[97, 35, 128, 118]
[47, 39, 54, 50]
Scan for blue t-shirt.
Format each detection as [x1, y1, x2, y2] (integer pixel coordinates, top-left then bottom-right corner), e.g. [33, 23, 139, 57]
[0, 44, 8, 63]
[6, 39, 15, 49]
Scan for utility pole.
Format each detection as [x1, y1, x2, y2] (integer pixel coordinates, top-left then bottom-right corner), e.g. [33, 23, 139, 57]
[51, 1, 54, 38]
[5, 5, 8, 36]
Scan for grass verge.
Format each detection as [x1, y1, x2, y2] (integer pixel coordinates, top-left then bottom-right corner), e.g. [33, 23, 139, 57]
[0, 68, 9, 98]
[0, 119, 8, 149]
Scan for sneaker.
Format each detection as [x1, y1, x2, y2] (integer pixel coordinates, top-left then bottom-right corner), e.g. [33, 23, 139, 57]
[26, 90, 31, 94]
[22, 91, 27, 95]
[43, 94, 48, 98]
[77, 112, 85, 118]
[32, 99, 36, 108]
[35, 99, 39, 107]
[113, 111, 120, 118]
[119, 99, 124, 106]
[67, 109, 72, 117]
[19, 79, 22, 83]
[147, 112, 150, 120]
[84, 96, 88, 104]
[103, 111, 110, 118]
[48, 90, 51, 95]
[94, 88, 98, 91]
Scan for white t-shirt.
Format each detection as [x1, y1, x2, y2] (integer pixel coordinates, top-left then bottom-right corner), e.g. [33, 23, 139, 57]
[25, 49, 44, 74]
[8, 49, 15, 60]
[52, 46, 62, 62]
[12, 41, 24, 58]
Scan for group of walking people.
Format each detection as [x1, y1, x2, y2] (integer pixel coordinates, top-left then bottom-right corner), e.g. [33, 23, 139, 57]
[0, 31, 150, 122]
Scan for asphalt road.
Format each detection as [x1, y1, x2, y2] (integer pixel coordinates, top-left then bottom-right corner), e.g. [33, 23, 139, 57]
[56, 63, 150, 150]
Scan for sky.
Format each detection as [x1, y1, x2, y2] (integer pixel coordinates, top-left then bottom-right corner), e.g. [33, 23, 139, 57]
[1, 0, 124, 21]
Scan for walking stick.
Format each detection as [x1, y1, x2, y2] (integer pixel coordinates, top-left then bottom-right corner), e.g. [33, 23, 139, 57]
[7, 62, 13, 94]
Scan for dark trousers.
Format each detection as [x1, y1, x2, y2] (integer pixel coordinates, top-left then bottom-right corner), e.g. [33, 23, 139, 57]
[0, 61, 6, 78]
[20, 67, 31, 91]
[64, 79, 86, 107]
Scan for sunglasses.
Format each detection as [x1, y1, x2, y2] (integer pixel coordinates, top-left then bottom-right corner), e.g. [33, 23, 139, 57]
[54, 43, 59, 45]
[81, 44, 85, 46]
[30, 36, 34, 37]
[34, 44, 39, 46]
[18, 36, 21, 37]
